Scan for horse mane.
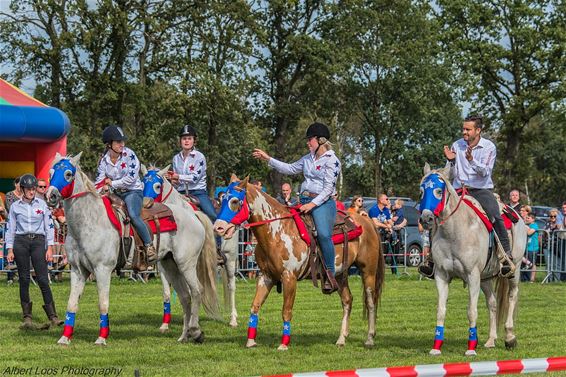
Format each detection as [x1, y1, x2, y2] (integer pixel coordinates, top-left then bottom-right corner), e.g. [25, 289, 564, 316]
[76, 165, 98, 194]
[245, 182, 291, 214]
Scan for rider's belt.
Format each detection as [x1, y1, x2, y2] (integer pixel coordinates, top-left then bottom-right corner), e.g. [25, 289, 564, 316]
[16, 233, 45, 240]
[301, 191, 319, 198]
[115, 188, 129, 194]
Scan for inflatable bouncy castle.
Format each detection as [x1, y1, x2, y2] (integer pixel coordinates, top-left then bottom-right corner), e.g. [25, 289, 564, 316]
[0, 79, 71, 193]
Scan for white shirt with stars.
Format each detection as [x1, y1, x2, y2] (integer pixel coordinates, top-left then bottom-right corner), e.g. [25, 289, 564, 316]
[95, 147, 143, 191]
[172, 149, 207, 191]
[5, 197, 55, 249]
[268, 150, 341, 206]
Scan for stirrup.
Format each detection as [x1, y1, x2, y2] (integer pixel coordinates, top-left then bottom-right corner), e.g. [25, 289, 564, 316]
[418, 263, 435, 279]
[498, 255, 515, 278]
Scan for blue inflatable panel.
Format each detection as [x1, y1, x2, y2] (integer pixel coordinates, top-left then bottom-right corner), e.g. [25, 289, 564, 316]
[0, 105, 71, 142]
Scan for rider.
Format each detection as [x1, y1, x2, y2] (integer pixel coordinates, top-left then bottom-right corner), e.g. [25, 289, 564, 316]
[169, 125, 217, 222]
[5, 174, 64, 329]
[418, 115, 514, 278]
[96, 125, 157, 265]
[252, 122, 342, 294]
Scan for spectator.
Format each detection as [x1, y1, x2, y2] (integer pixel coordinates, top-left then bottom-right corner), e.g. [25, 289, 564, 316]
[5, 174, 64, 328]
[50, 205, 67, 282]
[392, 199, 407, 231]
[35, 179, 48, 202]
[348, 195, 367, 216]
[557, 201, 566, 228]
[368, 194, 394, 234]
[418, 222, 431, 271]
[523, 212, 539, 283]
[508, 189, 521, 212]
[5, 177, 23, 212]
[251, 179, 263, 191]
[519, 205, 532, 221]
[276, 183, 298, 206]
[543, 208, 563, 282]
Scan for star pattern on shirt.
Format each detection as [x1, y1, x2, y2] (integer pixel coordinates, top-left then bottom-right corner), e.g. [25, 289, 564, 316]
[199, 160, 204, 166]
[129, 171, 135, 177]
[49, 223, 54, 229]
[334, 161, 339, 167]
[35, 209, 44, 215]
[129, 163, 136, 169]
[189, 165, 195, 171]
[129, 154, 136, 161]
[316, 165, 321, 170]
[283, 324, 290, 331]
[120, 162, 127, 169]
[122, 152, 127, 157]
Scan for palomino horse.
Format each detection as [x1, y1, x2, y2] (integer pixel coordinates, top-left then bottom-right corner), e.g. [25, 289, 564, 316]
[47, 153, 219, 345]
[213, 175, 385, 350]
[141, 166, 241, 328]
[419, 164, 527, 355]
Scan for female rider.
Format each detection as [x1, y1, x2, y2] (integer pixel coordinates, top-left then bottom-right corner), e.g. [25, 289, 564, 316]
[252, 122, 341, 294]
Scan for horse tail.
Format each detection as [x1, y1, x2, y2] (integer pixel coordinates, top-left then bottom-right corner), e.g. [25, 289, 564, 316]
[363, 222, 386, 320]
[194, 211, 221, 320]
[495, 276, 510, 329]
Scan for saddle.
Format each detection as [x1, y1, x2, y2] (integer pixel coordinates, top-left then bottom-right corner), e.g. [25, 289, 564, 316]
[103, 193, 177, 271]
[290, 208, 363, 294]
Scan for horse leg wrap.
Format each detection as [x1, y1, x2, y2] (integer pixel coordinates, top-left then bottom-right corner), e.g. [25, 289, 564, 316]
[162, 302, 171, 324]
[281, 321, 291, 346]
[247, 313, 258, 340]
[433, 325, 444, 350]
[467, 327, 478, 351]
[99, 313, 109, 339]
[62, 311, 76, 338]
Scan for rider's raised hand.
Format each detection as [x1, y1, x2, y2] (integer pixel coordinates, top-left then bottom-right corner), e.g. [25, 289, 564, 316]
[443, 145, 456, 161]
[252, 149, 271, 162]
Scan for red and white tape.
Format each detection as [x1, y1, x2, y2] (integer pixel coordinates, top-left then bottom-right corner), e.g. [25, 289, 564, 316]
[262, 356, 566, 377]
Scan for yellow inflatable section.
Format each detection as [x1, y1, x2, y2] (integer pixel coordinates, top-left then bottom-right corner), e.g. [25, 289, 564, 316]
[0, 161, 35, 178]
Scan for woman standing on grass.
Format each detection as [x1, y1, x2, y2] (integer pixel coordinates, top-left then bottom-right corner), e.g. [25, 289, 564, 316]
[5, 174, 64, 329]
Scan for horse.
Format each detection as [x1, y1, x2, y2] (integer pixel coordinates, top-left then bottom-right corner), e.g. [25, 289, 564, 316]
[213, 175, 385, 350]
[46, 153, 219, 346]
[419, 163, 527, 356]
[141, 166, 241, 328]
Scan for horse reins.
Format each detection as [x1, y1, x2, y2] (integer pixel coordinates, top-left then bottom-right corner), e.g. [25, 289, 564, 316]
[243, 213, 296, 229]
[438, 186, 467, 226]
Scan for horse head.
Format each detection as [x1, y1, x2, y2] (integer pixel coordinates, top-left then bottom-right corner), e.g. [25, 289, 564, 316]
[213, 174, 250, 239]
[47, 152, 83, 204]
[141, 164, 170, 203]
[418, 162, 451, 230]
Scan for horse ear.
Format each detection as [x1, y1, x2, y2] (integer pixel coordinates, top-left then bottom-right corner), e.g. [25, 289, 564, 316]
[70, 152, 83, 166]
[230, 173, 240, 183]
[239, 175, 250, 188]
[158, 165, 170, 177]
[141, 164, 148, 176]
[53, 152, 62, 164]
[423, 163, 431, 175]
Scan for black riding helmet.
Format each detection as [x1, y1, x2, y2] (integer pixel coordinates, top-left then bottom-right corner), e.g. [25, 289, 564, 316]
[305, 122, 330, 140]
[179, 125, 197, 138]
[102, 125, 127, 144]
[20, 174, 38, 189]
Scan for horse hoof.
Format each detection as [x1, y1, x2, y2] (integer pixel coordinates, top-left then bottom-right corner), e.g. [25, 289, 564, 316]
[57, 336, 71, 346]
[177, 336, 189, 343]
[364, 339, 375, 348]
[335, 338, 346, 347]
[277, 344, 288, 351]
[505, 338, 517, 350]
[229, 319, 238, 328]
[159, 324, 170, 334]
[484, 339, 496, 348]
[465, 350, 477, 356]
[246, 339, 257, 348]
[193, 331, 205, 344]
[429, 349, 442, 356]
[94, 337, 107, 346]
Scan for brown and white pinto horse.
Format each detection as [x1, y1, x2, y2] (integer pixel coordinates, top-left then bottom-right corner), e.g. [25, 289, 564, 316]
[213, 175, 385, 350]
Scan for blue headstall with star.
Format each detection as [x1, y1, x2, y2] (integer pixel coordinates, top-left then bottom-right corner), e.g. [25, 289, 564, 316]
[217, 181, 249, 225]
[49, 159, 77, 198]
[142, 170, 163, 201]
[419, 173, 446, 216]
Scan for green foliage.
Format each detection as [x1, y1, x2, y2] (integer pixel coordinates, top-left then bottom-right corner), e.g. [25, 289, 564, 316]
[0, 276, 565, 376]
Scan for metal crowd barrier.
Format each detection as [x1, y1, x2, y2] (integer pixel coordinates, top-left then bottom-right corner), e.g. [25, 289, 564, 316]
[541, 229, 566, 283]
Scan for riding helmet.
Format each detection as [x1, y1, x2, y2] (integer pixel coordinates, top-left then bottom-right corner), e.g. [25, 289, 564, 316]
[20, 174, 38, 189]
[102, 125, 127, 144]
[305, 122, 330, 140]
[179, 125, 197, 138]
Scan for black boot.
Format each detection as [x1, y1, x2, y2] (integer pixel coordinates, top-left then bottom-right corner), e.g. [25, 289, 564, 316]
[322, 269, 339, 295]
[20, 302, 34, 330]
[499, 255, 515, 278]
[43, 302, 64, 327]
[418, 254, 435, 278]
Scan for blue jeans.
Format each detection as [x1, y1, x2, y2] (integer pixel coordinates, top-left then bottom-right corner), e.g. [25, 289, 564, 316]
[188, 189, 217, 222]
[306, 198, 337, 276]
[117, 190, 152, 245]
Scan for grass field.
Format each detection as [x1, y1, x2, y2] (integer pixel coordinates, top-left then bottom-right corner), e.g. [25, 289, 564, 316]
[0, 271, 565, 377]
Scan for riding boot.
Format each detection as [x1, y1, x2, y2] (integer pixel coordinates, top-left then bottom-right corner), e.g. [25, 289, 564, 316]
[418, 253, 435, 278]
[216, 245, 227, 267]
[494, 220, 515, 278]
[20, 302, 35, 330]
[43, 302, 64, 327]
[145, 244, 158, 264]
[322, 269, 339, 295]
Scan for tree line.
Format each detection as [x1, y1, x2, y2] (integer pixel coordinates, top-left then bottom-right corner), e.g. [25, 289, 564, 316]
[1, 0, 564, 205]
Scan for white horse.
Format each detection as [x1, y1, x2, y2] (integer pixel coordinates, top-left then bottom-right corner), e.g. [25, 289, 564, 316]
[141, 166, 240, 328]
[47, 153, 219, 345]
[419, 163, 527, 356]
